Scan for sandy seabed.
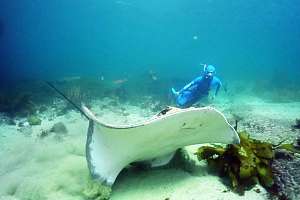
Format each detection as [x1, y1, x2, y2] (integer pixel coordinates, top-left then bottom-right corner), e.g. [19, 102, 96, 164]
[1, 95, 299, 200]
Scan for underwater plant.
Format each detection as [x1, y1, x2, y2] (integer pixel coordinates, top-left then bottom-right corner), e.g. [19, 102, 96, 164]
[66, 86, 90, 106]
[27, 115, 42, 126]
[195, 131, 274, 194]
[196, 131, 300, 198]
[51, 84, 93, 115]
[83, 179, 111, 200]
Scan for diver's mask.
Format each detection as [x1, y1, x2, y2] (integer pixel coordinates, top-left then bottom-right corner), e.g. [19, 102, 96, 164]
[203, 64, 216, 79]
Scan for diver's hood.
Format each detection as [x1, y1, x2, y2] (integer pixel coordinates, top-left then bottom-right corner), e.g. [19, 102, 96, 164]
[204, 65, 216, 75]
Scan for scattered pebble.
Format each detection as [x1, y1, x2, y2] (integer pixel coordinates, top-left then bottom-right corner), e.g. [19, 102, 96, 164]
[18, 126, 33, 135]
[50, 122, 68, 135]
[254, 188, 261, 193]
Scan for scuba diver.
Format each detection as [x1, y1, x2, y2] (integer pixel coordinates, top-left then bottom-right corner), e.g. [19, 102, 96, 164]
[171, 64, 222, 108]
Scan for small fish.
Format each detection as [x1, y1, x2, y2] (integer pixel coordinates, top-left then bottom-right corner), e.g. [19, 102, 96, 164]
[113, 79, 128, 84]
[152, 75, 158, 81]
[149, 70, 158, 81]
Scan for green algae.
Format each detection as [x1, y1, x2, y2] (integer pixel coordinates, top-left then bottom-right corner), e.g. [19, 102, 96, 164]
[277, 143, 300, 154]
[27, 115, 42, 126]
[83, 179, 112, 200]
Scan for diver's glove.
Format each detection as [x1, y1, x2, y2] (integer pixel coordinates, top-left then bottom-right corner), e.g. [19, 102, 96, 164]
[171, 88, 179, 97]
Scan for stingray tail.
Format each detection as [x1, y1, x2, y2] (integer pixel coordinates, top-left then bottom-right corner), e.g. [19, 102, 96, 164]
[45, 81, 90, 120]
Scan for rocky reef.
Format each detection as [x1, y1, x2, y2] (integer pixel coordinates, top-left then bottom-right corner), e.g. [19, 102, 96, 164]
[0, 93, 36, 117]
[268, 138, 300, 200]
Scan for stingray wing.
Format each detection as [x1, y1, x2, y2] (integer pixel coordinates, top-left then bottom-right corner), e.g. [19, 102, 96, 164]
[83, 106, 239, 186]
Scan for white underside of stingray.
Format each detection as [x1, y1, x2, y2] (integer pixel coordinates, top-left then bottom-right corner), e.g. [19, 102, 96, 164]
[82, 106, 240, 186]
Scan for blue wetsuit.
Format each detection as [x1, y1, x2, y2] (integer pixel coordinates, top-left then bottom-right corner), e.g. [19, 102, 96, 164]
[175, 76, 222, 108]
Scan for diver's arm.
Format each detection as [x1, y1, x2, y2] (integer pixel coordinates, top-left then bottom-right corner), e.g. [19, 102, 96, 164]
[215, 80, 222, 96]
[212, 77, 222, 97]
[215, 82, 221, 96]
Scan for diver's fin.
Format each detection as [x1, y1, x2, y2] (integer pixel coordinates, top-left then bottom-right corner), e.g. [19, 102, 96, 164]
[149, 152, 176, 167]
[171, 88, 179, 97]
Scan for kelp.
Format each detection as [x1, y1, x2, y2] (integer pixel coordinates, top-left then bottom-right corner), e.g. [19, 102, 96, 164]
[195, 131, 274, 194]
[196, 131, 300, 195]
[277, 143, 300, 154]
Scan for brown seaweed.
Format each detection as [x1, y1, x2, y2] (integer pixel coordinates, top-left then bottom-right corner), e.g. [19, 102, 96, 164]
[196, 131, 274, 194]
[196, 131, 300, 199]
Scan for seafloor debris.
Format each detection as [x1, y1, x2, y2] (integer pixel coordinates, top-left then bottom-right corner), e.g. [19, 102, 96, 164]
[38, 122, 68, 139]
[17, 125, 33, 135]
[196, 131, 300, 199]
[50, 122, 68, 135]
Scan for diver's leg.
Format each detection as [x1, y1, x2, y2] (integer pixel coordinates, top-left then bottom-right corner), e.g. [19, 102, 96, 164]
[193, 95, 208, 107]
[176, 91, 193, 108]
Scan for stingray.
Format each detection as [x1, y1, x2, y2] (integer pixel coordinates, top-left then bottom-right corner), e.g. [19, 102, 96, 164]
[45, 82, 240, 187]
[82, 105, 240, 186]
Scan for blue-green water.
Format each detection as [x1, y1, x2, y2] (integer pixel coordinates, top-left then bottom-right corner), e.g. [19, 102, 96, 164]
[1, 0, 300, 85]
[1, 2, 300, 199]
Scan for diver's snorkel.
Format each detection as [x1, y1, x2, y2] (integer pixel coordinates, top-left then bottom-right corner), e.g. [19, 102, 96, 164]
[202, 63, 207, 72]
[201, 63, 209, 73]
